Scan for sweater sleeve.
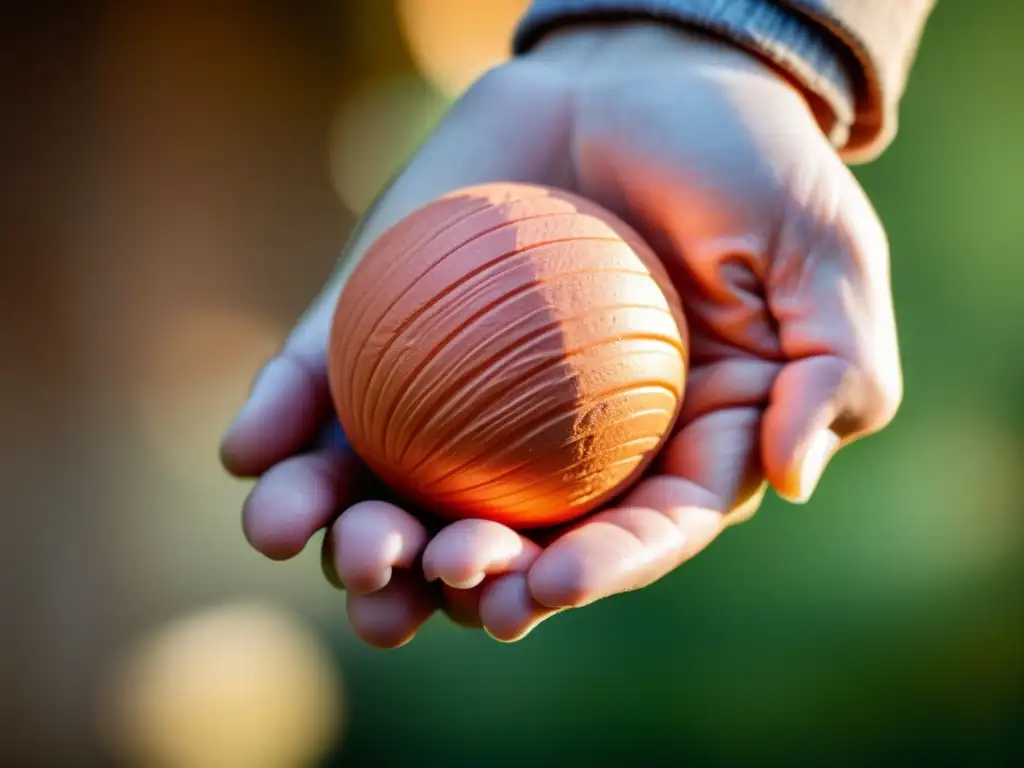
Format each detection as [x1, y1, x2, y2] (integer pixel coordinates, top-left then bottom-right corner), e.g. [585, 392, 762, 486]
[512, 0, 936, 163]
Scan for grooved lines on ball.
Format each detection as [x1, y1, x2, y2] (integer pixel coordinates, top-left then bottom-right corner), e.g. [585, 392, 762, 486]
[337, 199, 613, 418]
[385, 305, 678, 465]
[395, 343, 680, 476]
[349, 237, 683, 441]
[424, 400, 674, 502]
[336, 200, 681, 418]
[330, 186, 687, 526]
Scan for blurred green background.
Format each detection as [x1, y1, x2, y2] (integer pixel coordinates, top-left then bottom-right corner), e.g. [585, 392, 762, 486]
[2, 1, 1021, 766]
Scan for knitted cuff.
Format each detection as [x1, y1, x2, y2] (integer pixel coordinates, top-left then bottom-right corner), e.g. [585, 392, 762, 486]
[513, 0, 859, 149]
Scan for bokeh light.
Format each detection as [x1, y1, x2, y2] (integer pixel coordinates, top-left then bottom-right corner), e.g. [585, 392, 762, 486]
[5, 2, 1023, 765]
[396, 0, 529, 96]
[98, 602, 343, 768]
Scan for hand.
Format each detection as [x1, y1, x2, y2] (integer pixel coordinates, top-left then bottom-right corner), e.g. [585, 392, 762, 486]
[220, 22, 902, 647]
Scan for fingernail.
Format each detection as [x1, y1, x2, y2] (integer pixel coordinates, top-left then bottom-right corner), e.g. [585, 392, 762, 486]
[422, 559, 484, 589]
[442, 572, 486, 590]
[791, 428, 840, 503]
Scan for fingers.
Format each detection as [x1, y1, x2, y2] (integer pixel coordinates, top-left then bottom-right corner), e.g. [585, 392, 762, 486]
[220, 350, 333, 478]
[677, 358, 781, 424]
[439, 583, 485, 628]
[321, 502, 445, 649]
[323, 501, 429, 594]
[420, 519, 554, 641]
[479, 575, 560, 642]
[523, 403, 765, 610]
[376, 358, 772, 637]
[422, 519, 541, 589]
[761, 356, 859, 502]
[528, 476, 726, 609]
[659, 406, 767, 525]
[345, 571, 438, 650]
[242, 448, 359, 560]
[325, 510, 554, 644]
[314, 384, 767, 641]
[243, 446, 440, 652]
[765, 160, 903, 501]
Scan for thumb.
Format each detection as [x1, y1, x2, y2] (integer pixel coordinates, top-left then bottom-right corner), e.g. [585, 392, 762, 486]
[762, 162, 903, 502]
[763, 355, 896, 502]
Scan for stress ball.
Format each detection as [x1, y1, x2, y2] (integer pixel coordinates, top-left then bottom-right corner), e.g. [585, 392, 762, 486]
[327, 183, 687, 529]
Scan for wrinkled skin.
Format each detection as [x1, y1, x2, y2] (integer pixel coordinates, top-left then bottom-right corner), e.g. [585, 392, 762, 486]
[220, 23, 902, 648]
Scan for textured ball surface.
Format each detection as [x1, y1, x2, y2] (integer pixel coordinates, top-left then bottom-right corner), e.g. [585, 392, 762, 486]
[328, 183, 687, 529]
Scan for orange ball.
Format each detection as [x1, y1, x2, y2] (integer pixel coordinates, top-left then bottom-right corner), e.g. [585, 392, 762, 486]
[328, 183, 687, 529]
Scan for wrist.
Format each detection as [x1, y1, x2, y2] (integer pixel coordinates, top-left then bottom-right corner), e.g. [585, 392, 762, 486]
[526, 21, 834, 133]
[515, 3, 856, 148]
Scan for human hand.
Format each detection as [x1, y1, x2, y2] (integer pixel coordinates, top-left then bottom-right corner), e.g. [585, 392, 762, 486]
[220, 22, 902, 647]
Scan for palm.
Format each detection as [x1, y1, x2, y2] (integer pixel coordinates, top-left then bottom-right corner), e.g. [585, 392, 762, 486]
[222, 25, 900, 647]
